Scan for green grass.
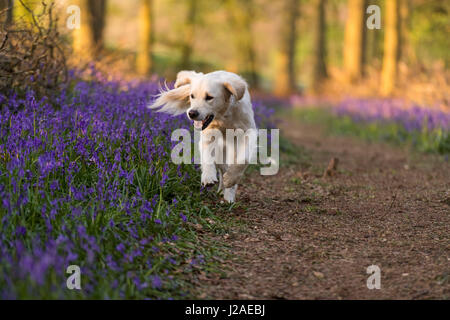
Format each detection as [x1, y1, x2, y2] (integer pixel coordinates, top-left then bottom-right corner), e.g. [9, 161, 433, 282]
[292, 108, 450, 155]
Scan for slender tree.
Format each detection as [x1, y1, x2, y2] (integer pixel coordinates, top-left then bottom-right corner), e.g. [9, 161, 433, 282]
[180, 0, 197, 69]
[361, 0, 368, 69]
[226, 0, 259, 87]
[381, 0, 399, 95]
[274, 0, 299, 96]
[365, 1, 381, 65]
[0, 0, 13, 25]
[343, 0, 365, 82]
[311, 0, 328, 91]
[73, 0, 107, 60]
[398, 0, 413, 64]
[137, 0, 153, 75]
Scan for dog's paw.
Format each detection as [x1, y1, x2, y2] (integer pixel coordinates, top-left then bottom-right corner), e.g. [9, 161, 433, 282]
[223, 194, 235, 203]
[223, 172, 239, 188]
[223, 187, 236, 203]
[201, 172, 218, 187]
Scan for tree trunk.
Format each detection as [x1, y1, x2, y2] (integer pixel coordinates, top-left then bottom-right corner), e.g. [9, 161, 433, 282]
[361, 0, 368, 71]
[73, 0, 107, 60]
[0, 0, 13, 25]
[343, 0, 365, 82]
[89, 0, 107, 46]
[274, 0, 299, 96]
[225, 0, 259, 86]
[365, 15, 380, 64]
[136, 0, 153, 75]
[311, 0, 328, 91]
[240, 0, 258, 87]
[398, 0, 413, 64]
[381, 0, 399, 96]
[180, 0, 196, 70]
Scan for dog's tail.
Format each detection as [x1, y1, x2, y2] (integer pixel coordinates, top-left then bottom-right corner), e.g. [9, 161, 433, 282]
[147, 82, 190, 116]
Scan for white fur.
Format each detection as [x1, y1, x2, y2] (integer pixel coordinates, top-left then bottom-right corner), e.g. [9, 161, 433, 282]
[149, 70, 257, 203]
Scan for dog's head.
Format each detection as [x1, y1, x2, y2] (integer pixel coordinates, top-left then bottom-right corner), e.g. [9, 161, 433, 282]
[149, 70, 247, 130]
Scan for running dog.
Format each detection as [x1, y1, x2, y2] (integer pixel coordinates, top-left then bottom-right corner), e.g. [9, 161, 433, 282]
[149, 70, 257, 203]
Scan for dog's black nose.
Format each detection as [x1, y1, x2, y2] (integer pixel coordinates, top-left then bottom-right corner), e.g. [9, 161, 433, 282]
[188, 110, 199, 119]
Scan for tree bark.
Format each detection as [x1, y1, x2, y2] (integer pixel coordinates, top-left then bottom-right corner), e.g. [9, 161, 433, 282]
[73, 0, 107, 60]
[365, 12, 380, 64]
[274, 0, 299, 96]
[311, 0, 328, 91]
[381, 0, 399, 96]
[89, 0, 107, 46]
[180, 0, 197, 70]
[137, 0, 153, 75]
[343, 0, 365, 82]
[398, 0, 413, 64]
[225, 0, 259, 87]
[0, 0, 13, 25]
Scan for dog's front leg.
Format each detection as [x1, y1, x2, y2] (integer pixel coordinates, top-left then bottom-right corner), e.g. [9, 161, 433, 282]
[217, 167, 224, 193]
[223, 184, 238, 203]
[201, 164, 217, 186]
[223, 164, 248, 189]
[200, 131, 219, 186]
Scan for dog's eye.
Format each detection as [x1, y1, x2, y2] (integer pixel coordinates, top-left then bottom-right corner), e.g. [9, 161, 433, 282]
[205, 95, 213, 101]
[190, 94, 195, 99]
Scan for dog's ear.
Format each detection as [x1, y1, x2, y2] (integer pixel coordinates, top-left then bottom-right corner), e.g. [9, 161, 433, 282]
[223, 76, 247, 101]
[148, 84, 191, 116]
[174, 70, 202, 88]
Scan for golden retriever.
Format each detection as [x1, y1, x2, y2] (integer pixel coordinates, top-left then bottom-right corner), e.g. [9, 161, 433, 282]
[149, 70, 257, 203]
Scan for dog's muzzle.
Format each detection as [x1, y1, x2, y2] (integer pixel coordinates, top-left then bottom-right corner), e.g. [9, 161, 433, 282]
[193, 114, 214, 131]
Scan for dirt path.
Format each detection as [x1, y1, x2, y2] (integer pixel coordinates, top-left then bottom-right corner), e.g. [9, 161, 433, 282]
[197, 115, 450, 299]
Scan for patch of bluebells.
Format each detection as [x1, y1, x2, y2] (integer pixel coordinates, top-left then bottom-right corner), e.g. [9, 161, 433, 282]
[291, 94, 450, 131]
[335, 98, 450, 132]
[293, 95, 450, 154]
[333, 98, 450, 153]
[0, 69, 275, 299]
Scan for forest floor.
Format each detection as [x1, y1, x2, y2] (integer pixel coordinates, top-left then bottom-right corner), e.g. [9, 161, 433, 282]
[192, 112, 450, 300]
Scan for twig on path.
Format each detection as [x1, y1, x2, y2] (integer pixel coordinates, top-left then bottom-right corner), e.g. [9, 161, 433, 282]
[380, 192, 398, 219]
[323, 157, 339, 178]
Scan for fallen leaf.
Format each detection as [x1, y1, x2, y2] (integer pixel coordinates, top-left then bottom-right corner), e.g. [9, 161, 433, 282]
[313, 271, 324, 279]
[238, 293, 255, 299]
[280, 235, 293, 241]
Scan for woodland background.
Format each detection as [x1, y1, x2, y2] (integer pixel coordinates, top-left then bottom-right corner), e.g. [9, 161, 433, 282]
[0, 0, 448, 300]
[2, 0, 448, 109]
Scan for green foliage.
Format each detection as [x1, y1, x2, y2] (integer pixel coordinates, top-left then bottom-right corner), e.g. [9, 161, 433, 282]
[293, 107, 450, 155]
[410, 1, 450, 66]
[13, 0, 38, 22]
